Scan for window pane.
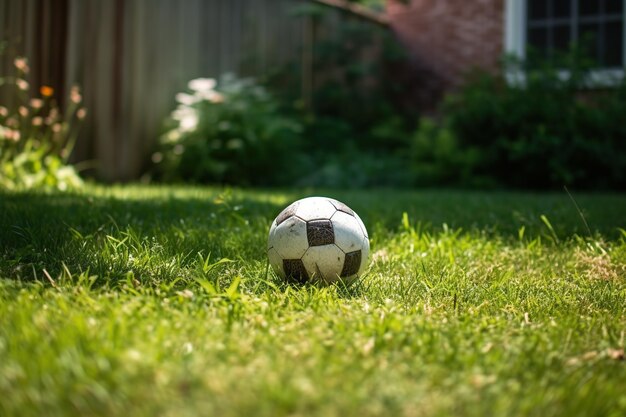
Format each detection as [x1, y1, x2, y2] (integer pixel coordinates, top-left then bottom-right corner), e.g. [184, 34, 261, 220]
[552, 0, 572, 18]
[553, 24, 572, 52]
[579, 0, 601, 16]
[605, 0, 623, 14]
[528, 0, 548, 20]
[604, 21, 624, 66]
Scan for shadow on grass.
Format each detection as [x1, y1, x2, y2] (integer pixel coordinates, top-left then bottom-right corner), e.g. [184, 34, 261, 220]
[1, 187, 625, 284]
[0, 189, 284, 282]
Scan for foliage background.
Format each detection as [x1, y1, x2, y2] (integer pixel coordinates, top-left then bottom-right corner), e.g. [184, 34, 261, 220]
[155, 39, 626, 190]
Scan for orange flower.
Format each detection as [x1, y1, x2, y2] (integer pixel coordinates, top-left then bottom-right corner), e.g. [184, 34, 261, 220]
[40, 85, 54, 97]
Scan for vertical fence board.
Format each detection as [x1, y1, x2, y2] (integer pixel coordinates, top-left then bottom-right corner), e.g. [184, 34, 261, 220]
[93, 1, 114, 179]
[23, 0, 35, 76]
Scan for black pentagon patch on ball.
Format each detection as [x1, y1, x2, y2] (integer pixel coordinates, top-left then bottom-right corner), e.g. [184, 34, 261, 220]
[283, 259, 308, 283]
[328, 198, 355, 216]
[307, 220, 334, 246]
[341, 250, 362, 277]
[275, 203, 298, 226]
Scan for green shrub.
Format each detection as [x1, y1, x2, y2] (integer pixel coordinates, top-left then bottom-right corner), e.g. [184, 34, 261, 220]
[294, 115, 413, 188]
[442, 55, 626, 190]
[296, 145, 412, 188]
[409, 119, 485, 187]
[155, 74, 303, 186]
[0, 56, 85, 191]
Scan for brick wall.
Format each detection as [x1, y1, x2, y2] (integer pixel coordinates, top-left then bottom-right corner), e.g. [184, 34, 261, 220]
[387, 0, 504, 112]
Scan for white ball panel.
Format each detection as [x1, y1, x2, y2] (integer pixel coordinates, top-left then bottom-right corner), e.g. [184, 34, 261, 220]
[294, 197, 337, 221]
[354, 211, 368, 238]
[301, 245, 345, 283]
[267, 247, 285, 278]
[331, 210, 364, 253]
[268, 216, 309, 259]
[359, 236, 370, 275]
[267, 222, 277, 250]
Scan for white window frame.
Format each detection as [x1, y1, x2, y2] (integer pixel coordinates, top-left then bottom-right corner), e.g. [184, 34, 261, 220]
[504, 0, 626, 87]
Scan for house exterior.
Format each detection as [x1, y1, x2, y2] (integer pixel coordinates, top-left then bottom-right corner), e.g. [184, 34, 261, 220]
[386, 0, 626, 110]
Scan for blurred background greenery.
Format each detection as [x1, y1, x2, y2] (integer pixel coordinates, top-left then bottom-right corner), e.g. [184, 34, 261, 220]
[1, 0, 625, 190]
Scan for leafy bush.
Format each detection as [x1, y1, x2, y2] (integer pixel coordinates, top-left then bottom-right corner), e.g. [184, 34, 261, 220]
[155, 74, 303, 186]
[439, 54, 626, 190]
[296, 144, 412, 188]
[409, 119, 485, 187]
[293, 115, 413, 188]
[0, 56, 85, 191]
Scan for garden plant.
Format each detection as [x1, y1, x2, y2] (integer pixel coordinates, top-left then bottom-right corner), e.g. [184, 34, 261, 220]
[0, 54, 85, 191]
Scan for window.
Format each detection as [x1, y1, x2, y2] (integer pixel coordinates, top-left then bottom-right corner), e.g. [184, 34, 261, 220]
[506, 0, 626, 71]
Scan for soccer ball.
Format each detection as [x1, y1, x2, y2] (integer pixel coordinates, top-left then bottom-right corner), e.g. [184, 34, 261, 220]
[267, 196, 369, 283]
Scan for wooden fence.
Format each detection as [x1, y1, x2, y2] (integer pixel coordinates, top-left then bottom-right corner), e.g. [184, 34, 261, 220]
[0, 0, 390, 181]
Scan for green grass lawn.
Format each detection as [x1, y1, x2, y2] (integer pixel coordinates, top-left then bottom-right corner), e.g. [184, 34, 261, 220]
[1, 185, 625, 417]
